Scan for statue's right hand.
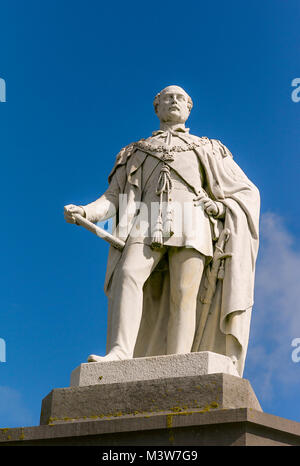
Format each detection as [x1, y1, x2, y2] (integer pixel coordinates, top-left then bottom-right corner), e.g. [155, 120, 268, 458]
[64, 204, 85, 224]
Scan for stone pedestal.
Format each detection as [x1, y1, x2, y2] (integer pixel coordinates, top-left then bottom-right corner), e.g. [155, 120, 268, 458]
[70, 351, 239, 387]
[40, 352, 259, 426]
[41, 372, 261, 425]
[1, 352, 300, 446]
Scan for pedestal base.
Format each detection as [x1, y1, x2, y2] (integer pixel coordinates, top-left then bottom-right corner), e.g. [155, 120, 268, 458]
[40, 372, 261, 425]
[70, 351, 239, 387]
[1, 408, 300, 446]
[2, 352, 300, 446]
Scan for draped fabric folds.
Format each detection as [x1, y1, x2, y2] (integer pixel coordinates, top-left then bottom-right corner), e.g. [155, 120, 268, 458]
[102, 137, 260, 377]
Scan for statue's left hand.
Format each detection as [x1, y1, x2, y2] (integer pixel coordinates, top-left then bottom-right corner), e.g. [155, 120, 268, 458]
[193, 192, 219, 216]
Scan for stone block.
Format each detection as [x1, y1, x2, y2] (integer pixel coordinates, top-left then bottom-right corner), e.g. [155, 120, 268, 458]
[70, 351, 239, 387]
[40, 372, 261, 425]
[2, 408, 300, 446]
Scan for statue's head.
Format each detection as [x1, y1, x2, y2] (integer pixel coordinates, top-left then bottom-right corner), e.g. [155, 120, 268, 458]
[153, 85, 193, 124]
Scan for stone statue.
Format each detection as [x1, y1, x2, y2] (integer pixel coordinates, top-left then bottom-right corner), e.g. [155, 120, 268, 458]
[64, 85, 260, 377]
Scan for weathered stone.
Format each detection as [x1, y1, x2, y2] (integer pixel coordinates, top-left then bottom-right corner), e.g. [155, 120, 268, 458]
[70, 351, 239, 387]
[1, 409, 300, 446]
[40, 373, 261, 426]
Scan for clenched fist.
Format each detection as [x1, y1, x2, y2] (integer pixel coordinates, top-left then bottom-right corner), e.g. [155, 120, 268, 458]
[193, 192, 219, 216]
[64, 204, 85, 224]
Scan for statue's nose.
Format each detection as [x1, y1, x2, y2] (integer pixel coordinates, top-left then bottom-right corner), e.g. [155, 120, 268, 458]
[170, 98, 179, 107]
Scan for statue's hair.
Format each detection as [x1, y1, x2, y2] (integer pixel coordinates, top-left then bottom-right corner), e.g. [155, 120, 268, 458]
[153, 86, 193, 113]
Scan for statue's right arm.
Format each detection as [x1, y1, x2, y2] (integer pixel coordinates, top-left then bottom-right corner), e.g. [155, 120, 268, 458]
[64, 168, 121, 225]
[81, 171, 120, 223]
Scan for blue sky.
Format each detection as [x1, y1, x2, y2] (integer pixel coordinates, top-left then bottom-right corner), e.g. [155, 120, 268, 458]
[0, 0, 300, 428]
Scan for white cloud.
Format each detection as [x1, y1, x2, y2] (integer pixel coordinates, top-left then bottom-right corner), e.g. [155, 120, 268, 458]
[0, 386, 34, 428]
[246, 212, 300, 401]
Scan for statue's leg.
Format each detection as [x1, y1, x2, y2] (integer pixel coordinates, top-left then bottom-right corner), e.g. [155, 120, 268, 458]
[88, 243, 165, 362]
[167, 247, 205, 355]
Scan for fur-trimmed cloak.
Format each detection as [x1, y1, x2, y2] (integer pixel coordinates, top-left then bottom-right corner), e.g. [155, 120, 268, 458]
[102, 137, 260, 376]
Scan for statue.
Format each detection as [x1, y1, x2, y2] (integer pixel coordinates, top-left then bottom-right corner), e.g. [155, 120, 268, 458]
[64, 85, 260, 377]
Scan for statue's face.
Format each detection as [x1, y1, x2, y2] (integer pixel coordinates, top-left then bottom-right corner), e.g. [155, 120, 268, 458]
[156, 87, 191, 124]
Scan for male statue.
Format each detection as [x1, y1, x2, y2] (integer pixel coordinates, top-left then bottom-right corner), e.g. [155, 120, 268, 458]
[64, 85, 260, 377]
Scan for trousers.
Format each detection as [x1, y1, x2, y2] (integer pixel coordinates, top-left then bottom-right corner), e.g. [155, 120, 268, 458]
[106, 243, 205, 358]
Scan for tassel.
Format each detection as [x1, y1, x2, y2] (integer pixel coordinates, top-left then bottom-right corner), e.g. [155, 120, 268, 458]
[164, 203, 173, 237]
[151, 213, 164, 249]
[152, 161, 174, 248]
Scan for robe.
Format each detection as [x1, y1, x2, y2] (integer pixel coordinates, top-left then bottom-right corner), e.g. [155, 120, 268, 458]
[99, 135, 260, 377]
